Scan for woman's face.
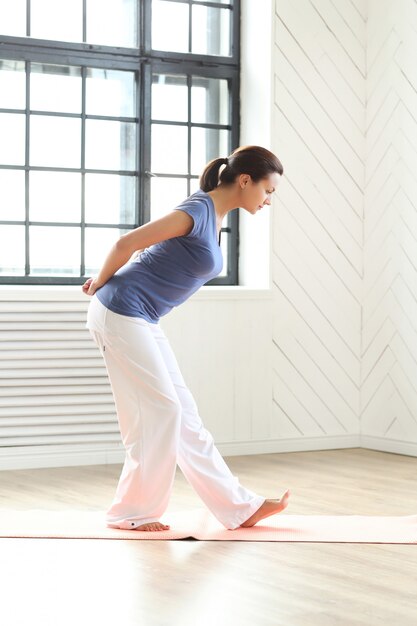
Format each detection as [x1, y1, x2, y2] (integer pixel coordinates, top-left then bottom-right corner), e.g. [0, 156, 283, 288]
[239, 172, 281, 214]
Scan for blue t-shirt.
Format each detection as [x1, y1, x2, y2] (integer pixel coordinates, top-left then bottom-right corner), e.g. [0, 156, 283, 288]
[95, 190, 223, 323]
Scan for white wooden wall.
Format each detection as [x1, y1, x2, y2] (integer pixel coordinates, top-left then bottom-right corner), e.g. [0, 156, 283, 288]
[362, 0, 417, 455]
[271, 0, 366, 448]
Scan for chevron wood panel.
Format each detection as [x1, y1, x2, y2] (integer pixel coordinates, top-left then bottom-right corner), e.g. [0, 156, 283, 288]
[272, 0, 366, 443]
[363, 0, 417, 447]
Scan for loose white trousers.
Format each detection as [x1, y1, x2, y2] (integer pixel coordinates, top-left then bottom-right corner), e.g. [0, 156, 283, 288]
[86, 296, 264, 530]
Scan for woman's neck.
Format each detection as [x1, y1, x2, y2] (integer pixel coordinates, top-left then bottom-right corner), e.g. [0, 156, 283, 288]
[207, 186, 240, 221]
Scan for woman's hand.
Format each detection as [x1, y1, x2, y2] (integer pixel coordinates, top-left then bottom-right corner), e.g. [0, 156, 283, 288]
[82, 277, 102, 296]
[129, 249, 143, 262]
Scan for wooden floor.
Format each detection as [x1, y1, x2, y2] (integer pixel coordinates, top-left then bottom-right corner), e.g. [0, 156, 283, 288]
[0, 448, 417, 626]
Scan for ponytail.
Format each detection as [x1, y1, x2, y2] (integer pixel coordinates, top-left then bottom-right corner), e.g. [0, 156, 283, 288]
[199, 157, 229, 192]
[199, 146, 283, 191]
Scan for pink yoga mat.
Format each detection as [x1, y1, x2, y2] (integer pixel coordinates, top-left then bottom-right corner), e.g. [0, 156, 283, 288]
[0, 509, 416, 543]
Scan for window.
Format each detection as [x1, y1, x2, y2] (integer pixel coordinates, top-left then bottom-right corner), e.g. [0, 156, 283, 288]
[0, 0, 240, 285]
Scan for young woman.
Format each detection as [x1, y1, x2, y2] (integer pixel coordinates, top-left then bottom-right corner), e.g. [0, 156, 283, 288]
[83, 145, 289, 532]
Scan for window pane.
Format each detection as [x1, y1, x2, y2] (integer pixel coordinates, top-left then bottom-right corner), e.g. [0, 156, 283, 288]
[0, 170, 25, 221]
[151, 177, 188, 220]
[30, 0, 83, 42]
[30, 172, 81, 223]
[192, 77, 229, 124]
[85, 120, 136, 171]
[30, 64, 81, 114]
[0, 0, 26, 36]
[0, 226, 25, 276]
[152, 1, 189, 53]
[193, 0, 232, 4]
[86, 69, 136, 117]
[30, 226, 80, 276]
[191, 127, 230, 175]
[85, 227, 129, 275]
[86, 0, 138, 47]
[0, 61, 26, 110]
[192, 6, 231, 56]
[218, 231, 228, 277]
[85, 174, 136, 224]
[152, 75, 188, 123]
[0, 113, 26, 166]
[151, 124, 188, 174]
[190, 177, 200, 194]
[30, 116, 81, 168]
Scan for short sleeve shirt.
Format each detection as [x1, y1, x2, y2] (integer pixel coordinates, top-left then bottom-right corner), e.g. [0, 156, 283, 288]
[95, 190, 223, 323]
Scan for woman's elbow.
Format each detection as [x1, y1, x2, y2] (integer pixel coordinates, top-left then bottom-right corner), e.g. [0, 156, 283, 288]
[114, 235, 135, 259]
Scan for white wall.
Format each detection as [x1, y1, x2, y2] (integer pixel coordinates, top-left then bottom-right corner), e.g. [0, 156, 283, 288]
[4, 0, 417, 470]
[362, 0, 417, 455]
[161, 289, 273, 453]
[239, 0, 274, 288]
[271, 0, 366, 448]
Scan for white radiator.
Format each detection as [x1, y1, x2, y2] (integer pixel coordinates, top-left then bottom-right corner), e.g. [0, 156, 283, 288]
[0, 290, 124, 469]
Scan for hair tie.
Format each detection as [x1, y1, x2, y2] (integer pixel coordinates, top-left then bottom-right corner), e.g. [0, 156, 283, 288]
[222, 157, 229, 166]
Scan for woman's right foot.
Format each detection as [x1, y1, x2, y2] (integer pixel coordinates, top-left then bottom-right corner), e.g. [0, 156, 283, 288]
[240, 489, 290, 528]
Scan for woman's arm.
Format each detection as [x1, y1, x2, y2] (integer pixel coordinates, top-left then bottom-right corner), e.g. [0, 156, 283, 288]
[82, 210, 193, 296]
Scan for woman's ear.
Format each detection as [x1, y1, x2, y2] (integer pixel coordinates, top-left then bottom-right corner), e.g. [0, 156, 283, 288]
[238, 174, 251, 189]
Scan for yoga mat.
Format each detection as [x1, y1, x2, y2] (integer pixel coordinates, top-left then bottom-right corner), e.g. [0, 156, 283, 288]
[0, 509, 416, 543]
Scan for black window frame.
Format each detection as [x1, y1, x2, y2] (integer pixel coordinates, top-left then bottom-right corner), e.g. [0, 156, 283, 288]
[0, 0, 240, 286]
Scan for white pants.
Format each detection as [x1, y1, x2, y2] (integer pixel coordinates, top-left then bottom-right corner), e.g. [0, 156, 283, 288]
[86, 296, 264, 530]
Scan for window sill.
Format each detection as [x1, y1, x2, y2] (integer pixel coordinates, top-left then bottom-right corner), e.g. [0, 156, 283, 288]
[0, 284, 272, 302]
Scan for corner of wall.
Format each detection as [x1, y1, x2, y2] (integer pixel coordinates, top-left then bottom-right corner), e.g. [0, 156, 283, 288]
[239, 0, 273, 288]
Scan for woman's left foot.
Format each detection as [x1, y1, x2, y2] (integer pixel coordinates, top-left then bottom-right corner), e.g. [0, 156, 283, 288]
[240, 489, 290, 528]
[135, 522, 170, 531]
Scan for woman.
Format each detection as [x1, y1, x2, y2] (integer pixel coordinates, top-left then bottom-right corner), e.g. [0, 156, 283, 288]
[83, 145, 289, 532]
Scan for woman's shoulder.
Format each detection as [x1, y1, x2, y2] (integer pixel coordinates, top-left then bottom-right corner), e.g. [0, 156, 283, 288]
[177, 189, 210, 209]
[175, 189, 211, 218]
[174, 190, 212, 236]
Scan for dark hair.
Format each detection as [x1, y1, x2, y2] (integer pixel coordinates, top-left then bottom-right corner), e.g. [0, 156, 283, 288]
[199, 145, 284, 192]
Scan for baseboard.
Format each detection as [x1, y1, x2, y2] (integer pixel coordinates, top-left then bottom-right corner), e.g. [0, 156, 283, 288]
[2, 435, 416, 471]
[360, 436, 417, 458]
[0, 436, 361, 470]
[0, 446, 126, 471]
[217, 435, 361, 457]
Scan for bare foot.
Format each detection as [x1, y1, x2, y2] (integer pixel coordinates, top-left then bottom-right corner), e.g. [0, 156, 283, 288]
[240, 489, 290, 528]
[135, 522, 170, 532]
